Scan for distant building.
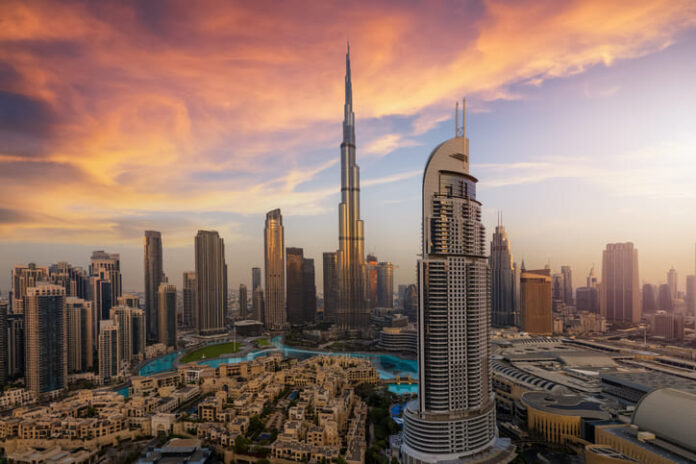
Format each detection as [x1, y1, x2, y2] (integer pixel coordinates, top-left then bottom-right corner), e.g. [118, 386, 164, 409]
[25, 284, 67, 394]
[118, 294, 140, 308]
[239, 284, 248, 318]
[98, 320, 119, 383]
[561, 266, 573, 306]
[667, 267, 677, 299]
[66, 297, 93, 372]
[286, 247, 305, 324]
[377, 261, 394, 308]
[7, 313, 24, 378]
[182, 271, 196, 328]
[657, 283, 673, 312]
[144, 231, 164, 342]
[490, 221, 518, 327]
[600, 243, 640, 323]
[195, 230, 227, 336]
[252, 287, 264, 323]
[520, 267, 553, 335]
[641, 283, 657, 314]
[302, 258, 317, 323]
[49, 262, 89, 300]
[687, 275, 696, 316]
[322, 252, 338, 322]
[264, 209, 286, 330]
[576, 287, 599, 313]
[652, 311, 684, 340]
[158, 283, 177, 347]
[251, 267, 263, 322]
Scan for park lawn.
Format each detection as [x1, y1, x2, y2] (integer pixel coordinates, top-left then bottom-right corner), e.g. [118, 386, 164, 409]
[254, 338, 272, 348]
[181, 342, 242, 363]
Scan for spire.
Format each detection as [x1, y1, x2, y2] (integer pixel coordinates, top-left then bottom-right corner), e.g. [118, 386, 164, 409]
[345, 41, 352, 108]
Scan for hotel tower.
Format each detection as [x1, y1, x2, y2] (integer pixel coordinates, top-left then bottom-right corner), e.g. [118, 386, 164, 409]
[335, 44, 368, 331]
[402, 102, 514, 463]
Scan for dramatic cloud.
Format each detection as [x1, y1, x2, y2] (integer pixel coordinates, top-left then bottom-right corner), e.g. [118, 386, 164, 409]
[1, 0, 695, 243]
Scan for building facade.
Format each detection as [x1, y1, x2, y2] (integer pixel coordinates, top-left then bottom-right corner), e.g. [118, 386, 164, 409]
[98, 320, 119, 382]
[600, 243, 640, 323]
[402, 101, 514, 464]
[182, 271, 196, 328]
[66, 297, 93, 372]
[195, 230, 228, 336]
[322, 252, 338, 322]
[520, 268, 553, 336]
[25, 285, 67, 394]
[144, 230, 164, 342]
[239, 284, 248, 318]
[264, 209, 286, 330]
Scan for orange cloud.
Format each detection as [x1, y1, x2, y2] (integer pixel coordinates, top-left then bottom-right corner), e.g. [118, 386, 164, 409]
[0, 0, 695, 243]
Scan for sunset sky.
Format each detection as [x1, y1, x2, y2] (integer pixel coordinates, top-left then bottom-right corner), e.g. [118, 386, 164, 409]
[1, 0, 696, 293]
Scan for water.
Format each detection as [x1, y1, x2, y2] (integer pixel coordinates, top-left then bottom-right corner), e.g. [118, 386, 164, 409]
[136, 336, 418, 396]
[116, 386, 130, 398]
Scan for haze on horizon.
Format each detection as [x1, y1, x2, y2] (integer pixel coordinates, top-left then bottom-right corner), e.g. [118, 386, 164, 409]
[1, 0, 696, 293]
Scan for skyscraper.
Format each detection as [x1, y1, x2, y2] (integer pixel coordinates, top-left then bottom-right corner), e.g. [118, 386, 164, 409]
[0, 298, 7, 384]
[98, 320, 119, 383]
[89, 250, 122, 306]
[686, 275, 696, 316]
[642, 284, 657, 314]
[158, 283, 177, 347]
[600, 242, 640, 323]
[110, 305, 146, 362]
[118, 294, 140, 309]
[402, 101, 514, 464]
[286, 247, 304, 324]
[66, 297, 93, 372]
[561, 265, 573, 306]
[264, 209, 285, 330]
[251, 267, 262, 322]
[182, 271, 196, 328]
[11, 263, 49, 313]
[667, 267, 678, 298]
[195, 230, 228, 336]
[239, 284, 248, 318]
[144, 231, 164, 341]
[7, 314, 24, 379]
[25, 284, 67, 394]
[658, 284, 673, 312]
[376, 261, 394, 308]
[322, 252, 338, 322]
[335, 45, 368, 331]
[365, 254, 379, 309]
[520, 267, 553, 335]
[49, 262, 89, 299]
[489, 219, 517, 327]
[302, 258, 317, 323]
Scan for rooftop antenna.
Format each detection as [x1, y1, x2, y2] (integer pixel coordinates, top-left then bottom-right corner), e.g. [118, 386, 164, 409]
[461, 98, 466, 139]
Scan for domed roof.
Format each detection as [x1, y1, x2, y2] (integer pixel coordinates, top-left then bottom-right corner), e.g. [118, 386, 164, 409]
[631, 388, 696, 452]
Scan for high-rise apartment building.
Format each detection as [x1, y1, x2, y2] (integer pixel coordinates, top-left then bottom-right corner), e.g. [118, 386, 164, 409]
[322, 252, 338, 322]
[195, 230, 228, 336]
[402, 101, 513, 464]
[110, 305, 146, 363]
[366, 254, 379, 309]
[11, 263, 49, 313]
[7, 314, 24, 378]
[264, 209, 285, 330]
[302, 258, 317, 323]
[239, 284, 248, 318]
[652, 311, 684, 341]
[89, 250, 122, 306]
[182, 271, 196, 328]
[287, 247, 305, 324]
[252, 267, 262, 293]
[118, 294, 140, 309]
[144, 231, 164, 341]
[490, 220, 517, 327]
[0, 299, 7, 384]
[520, 267, 553, 335]
[600, 242, 640, 323]
[667, 267, 678, 299]
[98, 320, 119, 383]
[49, 262, 89, 299]
[25, 284, 67, 394]
[158, 283, 177, 347]
[66, 297, 93, 372]
[335, 45, 368, 331]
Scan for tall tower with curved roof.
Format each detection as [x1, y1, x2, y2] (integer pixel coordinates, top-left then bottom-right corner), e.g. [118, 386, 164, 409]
[401, 101, 515, 464]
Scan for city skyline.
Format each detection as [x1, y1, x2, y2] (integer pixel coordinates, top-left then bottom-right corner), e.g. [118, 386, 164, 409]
[2, 1, 696, 294]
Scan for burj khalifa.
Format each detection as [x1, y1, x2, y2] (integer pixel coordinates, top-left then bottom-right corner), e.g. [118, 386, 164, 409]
[336, 44, 368, 331]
